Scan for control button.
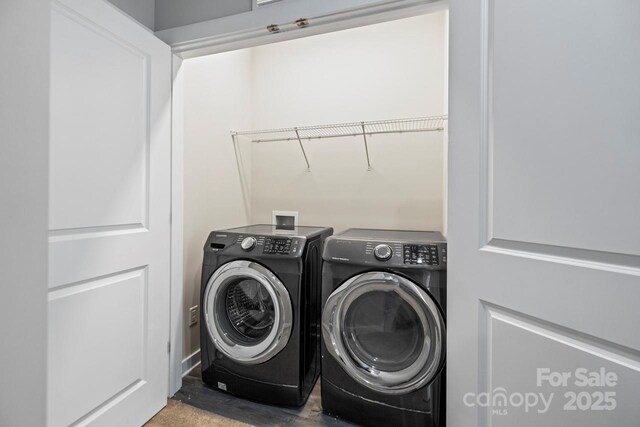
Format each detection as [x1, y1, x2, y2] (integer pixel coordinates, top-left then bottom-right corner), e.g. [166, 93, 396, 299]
[240, 236, 257, 251]
[374, 244, 393, 261]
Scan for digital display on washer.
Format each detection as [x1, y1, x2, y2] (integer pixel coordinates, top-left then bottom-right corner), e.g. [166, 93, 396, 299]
[403, 244, 439, 265]
[263, 238, 292, 254]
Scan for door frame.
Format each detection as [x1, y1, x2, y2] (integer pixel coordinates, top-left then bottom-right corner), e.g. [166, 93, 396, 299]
[167, 0, 449, 395]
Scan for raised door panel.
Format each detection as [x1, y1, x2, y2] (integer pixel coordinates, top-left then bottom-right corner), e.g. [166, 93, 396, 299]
[48, 269, 146, 426]
[483, 305, 640, 427]
[487, 0, 640, 257]
[50, 5, 149, 232]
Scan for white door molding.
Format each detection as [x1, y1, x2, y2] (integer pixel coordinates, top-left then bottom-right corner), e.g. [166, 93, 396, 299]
[0, 1, 49, 425]
[169, 53, 185, 396]
[158, 0, 447, 59]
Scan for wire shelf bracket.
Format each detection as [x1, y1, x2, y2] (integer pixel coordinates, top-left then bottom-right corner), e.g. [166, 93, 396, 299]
[231, 115, 447, 171]
[294, 128, 311, 171]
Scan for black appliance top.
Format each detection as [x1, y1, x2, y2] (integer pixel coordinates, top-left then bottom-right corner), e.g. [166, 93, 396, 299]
[336, 228, 445, 243]
[224, 224, 332, 239]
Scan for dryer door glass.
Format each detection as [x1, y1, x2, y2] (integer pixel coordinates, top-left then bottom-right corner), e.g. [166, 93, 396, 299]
[204, 260, 293, 365]
[322, 271, 445, 395]
[342, 290, 425, 372]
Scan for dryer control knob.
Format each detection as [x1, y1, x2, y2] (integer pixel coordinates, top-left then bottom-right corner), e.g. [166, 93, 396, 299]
[240, 237, 257, 251]
[374, 244, 393, 261]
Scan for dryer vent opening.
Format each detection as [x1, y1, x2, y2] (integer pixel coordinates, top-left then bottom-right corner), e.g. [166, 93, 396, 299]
[272, 210, 298, 230]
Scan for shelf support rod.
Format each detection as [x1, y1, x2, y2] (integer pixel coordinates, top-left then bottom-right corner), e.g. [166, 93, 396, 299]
[231, 133, 252, 215]
[294, 128, 311, 171]
[361, 123, 372, 171]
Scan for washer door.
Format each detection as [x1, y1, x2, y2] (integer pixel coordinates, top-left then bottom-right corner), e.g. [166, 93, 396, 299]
[204, 260, 293, 365]
[322, 271, 445, 394]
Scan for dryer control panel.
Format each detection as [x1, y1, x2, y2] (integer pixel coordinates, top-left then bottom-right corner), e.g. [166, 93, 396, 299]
[323, 237, 447, 270]
[403, 244, 440, 265]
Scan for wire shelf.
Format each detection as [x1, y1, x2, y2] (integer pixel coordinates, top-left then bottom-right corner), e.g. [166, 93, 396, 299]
[231, 116, 447, 171]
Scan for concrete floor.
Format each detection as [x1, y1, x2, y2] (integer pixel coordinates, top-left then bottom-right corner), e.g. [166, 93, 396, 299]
[146, 366, 356, 427]
[146, 399, 250, 427]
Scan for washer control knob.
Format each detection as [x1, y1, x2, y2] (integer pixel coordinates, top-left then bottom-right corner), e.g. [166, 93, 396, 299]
[240, 237, 257, 251]
[374, 244, 393, 261]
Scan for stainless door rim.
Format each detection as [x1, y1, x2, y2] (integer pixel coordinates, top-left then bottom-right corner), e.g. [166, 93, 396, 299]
[204, 260, 293, 365]
[322, 271, 445, 395]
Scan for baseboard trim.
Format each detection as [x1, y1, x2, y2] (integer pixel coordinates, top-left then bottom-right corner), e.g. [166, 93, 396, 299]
[181, 349, 201, 378]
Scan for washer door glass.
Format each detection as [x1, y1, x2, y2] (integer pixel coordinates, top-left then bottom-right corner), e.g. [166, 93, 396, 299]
[204, 260, 293, 365]
[223, 277, 275, 344]
[323, 271, 445, 394]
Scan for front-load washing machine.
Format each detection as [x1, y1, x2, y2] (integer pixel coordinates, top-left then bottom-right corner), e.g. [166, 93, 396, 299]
[200, 224, 333, 406]
[321, 228, 447, 426]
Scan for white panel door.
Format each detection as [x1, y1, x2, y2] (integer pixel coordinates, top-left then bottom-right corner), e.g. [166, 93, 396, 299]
[449, 0, 640, 426]
[48, 0, 171, 426]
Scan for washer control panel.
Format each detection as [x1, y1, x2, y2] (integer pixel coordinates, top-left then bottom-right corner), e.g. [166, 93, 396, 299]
[235, 234, 265, 251]
[207, 232, 307, 259]
[231, 234, 302, 256]
[240, 236, 257, 251]
[373, 244, 393, 261]
[263, 237, 294, 255]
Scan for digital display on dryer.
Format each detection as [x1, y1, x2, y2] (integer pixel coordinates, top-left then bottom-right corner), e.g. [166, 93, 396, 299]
[403, 244, 439, 265]
[263, 238, 292, 254]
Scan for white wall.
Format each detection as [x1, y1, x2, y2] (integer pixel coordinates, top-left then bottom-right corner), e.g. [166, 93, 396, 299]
[248, 12, 447, 232]
[0, 0, 49, 425]
[182, 51, 253, 357]
[106, 0, 155, 30]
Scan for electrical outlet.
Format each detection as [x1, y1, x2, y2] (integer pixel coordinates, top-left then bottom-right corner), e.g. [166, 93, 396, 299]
[189, 306, 198, 326]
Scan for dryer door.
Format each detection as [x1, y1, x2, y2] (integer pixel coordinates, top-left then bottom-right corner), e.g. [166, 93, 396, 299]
[204, 260, 293, 365]
[322, 271, 445, 394]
